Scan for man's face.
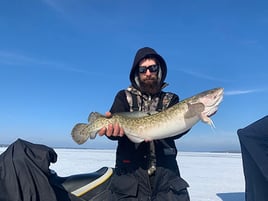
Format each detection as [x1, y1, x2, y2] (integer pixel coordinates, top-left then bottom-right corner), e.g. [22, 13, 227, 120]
[138, 58, 161, 94]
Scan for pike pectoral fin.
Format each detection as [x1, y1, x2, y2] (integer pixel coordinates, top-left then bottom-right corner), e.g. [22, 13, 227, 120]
[185, 103, 205, 119]
[71, 123, 94, 144]
[200, 112, 216, 128]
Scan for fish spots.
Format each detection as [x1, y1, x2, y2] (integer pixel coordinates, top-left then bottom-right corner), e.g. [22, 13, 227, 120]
[71, 123, 91, 144]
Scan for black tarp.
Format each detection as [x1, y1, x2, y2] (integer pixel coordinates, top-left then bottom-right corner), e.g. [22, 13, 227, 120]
[0, 139, 82, 201]
[0, 139, 59, 201]
[237, 116, 268, 201]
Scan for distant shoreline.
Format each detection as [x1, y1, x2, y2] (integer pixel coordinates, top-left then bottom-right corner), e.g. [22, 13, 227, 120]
[0, 144, 241, 153]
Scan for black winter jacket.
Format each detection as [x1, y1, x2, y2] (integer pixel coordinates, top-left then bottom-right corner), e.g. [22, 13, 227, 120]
[107, 47, 190, 200]
[109, 90, 183, 174]
[107, 47, 190, 175]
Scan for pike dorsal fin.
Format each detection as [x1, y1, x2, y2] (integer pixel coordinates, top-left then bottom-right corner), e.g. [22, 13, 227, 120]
[88, 112, 104, 123]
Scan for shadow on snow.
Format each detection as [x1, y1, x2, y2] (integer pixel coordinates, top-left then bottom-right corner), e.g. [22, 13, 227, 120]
[217, 192, 245, 201]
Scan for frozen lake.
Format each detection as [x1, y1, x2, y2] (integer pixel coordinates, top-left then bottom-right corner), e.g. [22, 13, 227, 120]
[0, 147, 245, 201]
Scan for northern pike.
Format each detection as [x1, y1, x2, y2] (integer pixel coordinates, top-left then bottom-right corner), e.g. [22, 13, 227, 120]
[72, 87, 224, 144]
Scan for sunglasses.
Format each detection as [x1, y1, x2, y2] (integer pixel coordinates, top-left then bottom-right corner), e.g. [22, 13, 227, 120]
[138, 65, 159, 74]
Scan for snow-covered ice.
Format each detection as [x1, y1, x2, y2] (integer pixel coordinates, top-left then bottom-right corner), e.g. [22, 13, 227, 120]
[0, 147, 245, 201]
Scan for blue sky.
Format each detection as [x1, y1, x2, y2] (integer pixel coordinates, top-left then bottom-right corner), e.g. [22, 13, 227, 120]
[1, 0, 267, 151]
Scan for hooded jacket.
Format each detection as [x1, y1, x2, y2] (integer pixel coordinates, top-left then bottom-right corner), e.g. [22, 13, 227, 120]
[129, 47, 167, 91]
[108, 47, 187, 172]
[108, 47, 190, 199]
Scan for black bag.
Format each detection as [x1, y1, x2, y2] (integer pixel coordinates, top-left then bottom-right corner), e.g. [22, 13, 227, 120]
[237, 116, 268, 201]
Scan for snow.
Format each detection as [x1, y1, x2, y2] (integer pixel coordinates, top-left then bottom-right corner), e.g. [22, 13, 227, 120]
[0, 147, 245, 201]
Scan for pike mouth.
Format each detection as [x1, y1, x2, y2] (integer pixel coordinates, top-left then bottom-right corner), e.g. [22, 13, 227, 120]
[214, 88, 224, 106]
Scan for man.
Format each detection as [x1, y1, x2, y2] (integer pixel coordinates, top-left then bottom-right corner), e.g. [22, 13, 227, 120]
[99, 47, 190, 201]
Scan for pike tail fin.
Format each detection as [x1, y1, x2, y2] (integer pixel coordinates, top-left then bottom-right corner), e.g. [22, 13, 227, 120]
[71, 123, 95, 144]
[72, 112, 103, 145]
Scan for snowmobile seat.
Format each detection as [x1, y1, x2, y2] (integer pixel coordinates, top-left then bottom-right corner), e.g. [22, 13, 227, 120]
[56, 167, 113, 199]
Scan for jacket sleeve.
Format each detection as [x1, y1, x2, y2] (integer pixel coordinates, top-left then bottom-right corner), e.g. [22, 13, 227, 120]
[107, 90, 130, 140]
[110, 90, 130, 113]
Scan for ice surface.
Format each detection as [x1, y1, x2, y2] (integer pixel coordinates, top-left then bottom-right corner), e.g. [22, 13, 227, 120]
[0, 148, 245, 201]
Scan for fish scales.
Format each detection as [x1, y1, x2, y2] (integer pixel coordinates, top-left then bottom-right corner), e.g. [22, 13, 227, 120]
[71, 88, 224, 144]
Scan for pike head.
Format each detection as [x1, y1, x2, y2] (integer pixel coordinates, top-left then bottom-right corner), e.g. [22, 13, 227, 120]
[186, 88, 224, 127]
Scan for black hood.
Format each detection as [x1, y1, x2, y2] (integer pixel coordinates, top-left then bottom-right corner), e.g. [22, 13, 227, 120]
[129, 47, 167, 90]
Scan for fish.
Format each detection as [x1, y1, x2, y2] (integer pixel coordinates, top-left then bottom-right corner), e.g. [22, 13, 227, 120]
[71, 87, 224, 144]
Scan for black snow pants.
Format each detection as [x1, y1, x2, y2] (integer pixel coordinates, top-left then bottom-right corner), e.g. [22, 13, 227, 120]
[109, 167, 190, 201]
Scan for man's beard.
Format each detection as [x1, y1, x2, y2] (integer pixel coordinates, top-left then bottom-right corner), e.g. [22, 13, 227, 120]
[139, 78, 161, 95]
